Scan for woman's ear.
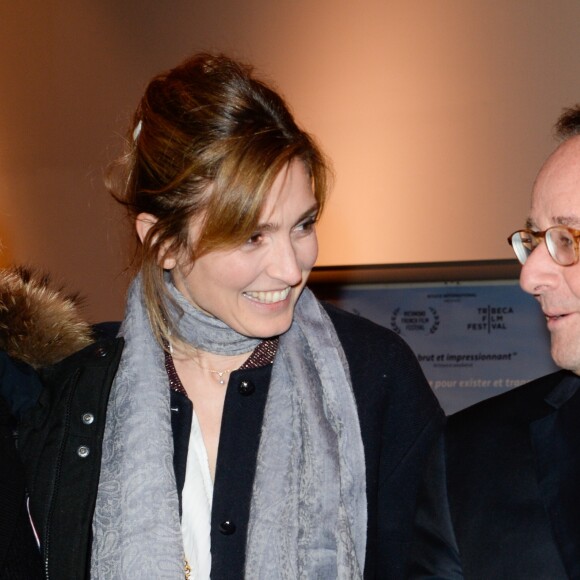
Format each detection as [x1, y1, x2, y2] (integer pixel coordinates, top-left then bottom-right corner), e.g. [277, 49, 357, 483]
[135, 213, 177, 270]
[135, 213, 156, 243]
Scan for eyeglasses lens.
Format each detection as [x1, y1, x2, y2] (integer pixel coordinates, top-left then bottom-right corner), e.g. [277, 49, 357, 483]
[546, 227, 576, 266]
[512, 231, 533, 265]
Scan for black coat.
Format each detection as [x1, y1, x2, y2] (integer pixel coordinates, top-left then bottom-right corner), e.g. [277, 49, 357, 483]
[409, 370, 580, 579]
[0, 352, 43, 579]
[20, 303, 443, 580]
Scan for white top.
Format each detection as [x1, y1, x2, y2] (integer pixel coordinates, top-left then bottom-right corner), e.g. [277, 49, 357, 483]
[181, 410, 213, 579]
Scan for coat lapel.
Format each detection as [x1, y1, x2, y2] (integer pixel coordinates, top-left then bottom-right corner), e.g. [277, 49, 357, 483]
[531, 372, 580, 579]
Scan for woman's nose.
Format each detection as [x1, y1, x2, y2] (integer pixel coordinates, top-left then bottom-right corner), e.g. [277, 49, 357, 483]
[267, 239, 303, 286]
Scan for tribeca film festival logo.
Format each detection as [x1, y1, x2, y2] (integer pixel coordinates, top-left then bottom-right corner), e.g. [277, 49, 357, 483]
[390, 307, 440, 335]
[467, 305, 513, 332]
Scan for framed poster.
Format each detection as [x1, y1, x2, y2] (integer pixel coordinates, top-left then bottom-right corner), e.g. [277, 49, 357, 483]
[309, 260, 558, 415]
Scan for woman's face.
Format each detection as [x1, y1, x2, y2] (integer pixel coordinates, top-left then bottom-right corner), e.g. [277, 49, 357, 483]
[170, 159, 319, 338]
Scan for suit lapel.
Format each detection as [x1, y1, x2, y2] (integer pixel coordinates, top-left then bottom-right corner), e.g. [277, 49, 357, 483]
[531, 372, 580, 579]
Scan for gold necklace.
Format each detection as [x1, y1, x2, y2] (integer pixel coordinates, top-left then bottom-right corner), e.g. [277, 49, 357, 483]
[206, 368, 234, 385]
[192, 357, 243, 385]
[170, 342, 245, 385]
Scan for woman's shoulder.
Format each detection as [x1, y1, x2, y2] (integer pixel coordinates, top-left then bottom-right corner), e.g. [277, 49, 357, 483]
[322, 300, 441, 413]
[321, 301, 414, 355]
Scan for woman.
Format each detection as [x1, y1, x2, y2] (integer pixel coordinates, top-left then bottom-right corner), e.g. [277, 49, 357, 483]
[20, 53, 443, 579]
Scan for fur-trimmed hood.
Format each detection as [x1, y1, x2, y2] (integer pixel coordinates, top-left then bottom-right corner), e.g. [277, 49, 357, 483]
[0, 267, 94, 369]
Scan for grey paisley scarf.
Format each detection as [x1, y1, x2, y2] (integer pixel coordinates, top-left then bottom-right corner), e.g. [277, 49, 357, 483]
[91, 274, 366, 579]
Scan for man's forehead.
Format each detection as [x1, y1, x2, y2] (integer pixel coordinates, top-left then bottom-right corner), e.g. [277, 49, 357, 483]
[526, 214, 580, 229]
[535, 136, 580, 183]
[529, 137, 580, 225]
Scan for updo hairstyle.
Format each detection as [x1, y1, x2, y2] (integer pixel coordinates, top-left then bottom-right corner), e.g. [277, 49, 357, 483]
[108, 53, 329, 345]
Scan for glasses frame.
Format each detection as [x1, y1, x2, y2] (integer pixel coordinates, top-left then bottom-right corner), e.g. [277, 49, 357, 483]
[508, 225, 580, 267]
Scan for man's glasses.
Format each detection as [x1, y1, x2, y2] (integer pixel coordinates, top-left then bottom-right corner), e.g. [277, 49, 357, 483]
[508, 226, 580, 266]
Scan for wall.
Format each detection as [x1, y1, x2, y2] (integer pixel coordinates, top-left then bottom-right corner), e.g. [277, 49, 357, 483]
[1, 1, 579, 320]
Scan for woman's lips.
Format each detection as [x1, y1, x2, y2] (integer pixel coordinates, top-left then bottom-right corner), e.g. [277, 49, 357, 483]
[243, 287, 291, 304]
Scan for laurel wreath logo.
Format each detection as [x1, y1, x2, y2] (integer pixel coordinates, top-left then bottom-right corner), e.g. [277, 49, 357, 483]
[390, 306, 440, 335]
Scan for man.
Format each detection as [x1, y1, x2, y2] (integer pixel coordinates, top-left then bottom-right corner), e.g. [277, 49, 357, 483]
[409, 106, 580, 579]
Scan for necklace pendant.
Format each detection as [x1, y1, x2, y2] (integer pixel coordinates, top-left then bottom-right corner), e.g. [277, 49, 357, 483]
[214, 370, 228, 385]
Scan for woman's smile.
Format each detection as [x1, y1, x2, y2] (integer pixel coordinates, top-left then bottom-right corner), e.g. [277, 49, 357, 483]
[243, 287, 291, 304]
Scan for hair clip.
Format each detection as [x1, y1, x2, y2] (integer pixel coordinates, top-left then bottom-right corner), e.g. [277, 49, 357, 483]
[133, 120, 143, 142]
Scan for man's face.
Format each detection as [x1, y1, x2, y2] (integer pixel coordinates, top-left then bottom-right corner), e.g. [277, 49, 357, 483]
[520, 135, 580, 375]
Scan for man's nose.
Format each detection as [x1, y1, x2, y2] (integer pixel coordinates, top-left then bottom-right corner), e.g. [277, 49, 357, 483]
[519, 239, 560, 295]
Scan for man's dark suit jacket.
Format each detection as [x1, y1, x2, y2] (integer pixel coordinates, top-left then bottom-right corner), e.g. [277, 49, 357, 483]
[408, 370, 580, 579]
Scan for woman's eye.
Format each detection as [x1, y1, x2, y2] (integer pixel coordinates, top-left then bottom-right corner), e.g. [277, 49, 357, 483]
[296, 217, 317, 232]
[246, 232, 263, 245]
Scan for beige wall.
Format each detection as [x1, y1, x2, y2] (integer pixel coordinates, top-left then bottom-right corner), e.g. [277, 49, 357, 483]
[1, 1, 579, 320]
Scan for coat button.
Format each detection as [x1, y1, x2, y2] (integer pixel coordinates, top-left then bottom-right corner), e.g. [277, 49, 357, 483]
[238, 380, 255, 396]
[77, 445, 90, 458]
[82, 412, 95, 425]
[219, 520, 236, 535]
[93, 345, 108, 358]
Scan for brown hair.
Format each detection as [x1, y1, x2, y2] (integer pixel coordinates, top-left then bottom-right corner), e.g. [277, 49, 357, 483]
[555, 104, 580, 140]
[108, 53, 329, 345]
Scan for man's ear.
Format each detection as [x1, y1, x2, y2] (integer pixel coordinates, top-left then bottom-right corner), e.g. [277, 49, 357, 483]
[135, 213, 177, 270]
